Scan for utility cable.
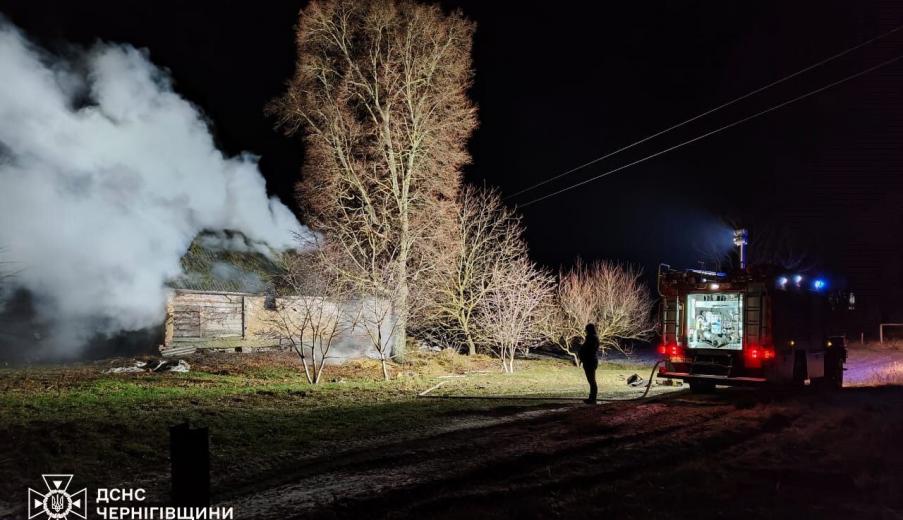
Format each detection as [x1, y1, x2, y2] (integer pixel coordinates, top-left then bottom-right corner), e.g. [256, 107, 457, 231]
[518, 52, 903, 208]
[506, 23, 903, 200]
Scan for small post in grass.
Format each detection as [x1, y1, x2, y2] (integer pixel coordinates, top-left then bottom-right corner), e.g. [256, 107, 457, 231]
[170, 422, 210, 506]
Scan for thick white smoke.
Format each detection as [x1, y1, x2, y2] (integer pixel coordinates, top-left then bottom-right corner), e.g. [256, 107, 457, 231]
[0, 19, 311, 356]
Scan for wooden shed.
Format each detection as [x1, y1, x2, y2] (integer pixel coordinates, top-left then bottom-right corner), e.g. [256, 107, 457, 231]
[161, 289, 394, 360]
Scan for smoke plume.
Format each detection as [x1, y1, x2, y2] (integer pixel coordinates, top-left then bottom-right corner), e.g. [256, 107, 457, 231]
[0, 19, 310, 357]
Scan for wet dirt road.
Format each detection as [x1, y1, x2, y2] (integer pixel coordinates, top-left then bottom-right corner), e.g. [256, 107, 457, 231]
[222, 388, 903, 518]
[222, 381, 903, 519]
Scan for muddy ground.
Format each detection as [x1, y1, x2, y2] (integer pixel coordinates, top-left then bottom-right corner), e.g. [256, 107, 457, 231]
[222, 347, 903, 519]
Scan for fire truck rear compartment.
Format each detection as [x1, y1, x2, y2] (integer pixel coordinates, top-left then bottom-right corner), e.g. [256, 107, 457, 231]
[686, 293, 743, 350]
[690, 352, 733, 376]
[664, 350, 770, 386]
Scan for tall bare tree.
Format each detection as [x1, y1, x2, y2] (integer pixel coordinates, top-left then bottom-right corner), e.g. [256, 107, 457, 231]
[424, 185, 527, 354]
[474, 257, 554, 373]
[551, 260, 656, 357]
[269, 0, 478, 361]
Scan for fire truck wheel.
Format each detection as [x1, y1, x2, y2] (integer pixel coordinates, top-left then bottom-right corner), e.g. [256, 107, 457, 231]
[792, 351, 808, 387]
[824, 353, 844, 390]
[689, 380, 716, 393]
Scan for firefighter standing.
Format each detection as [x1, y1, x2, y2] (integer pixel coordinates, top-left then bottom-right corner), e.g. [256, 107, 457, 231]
[578, 323, 600, 404]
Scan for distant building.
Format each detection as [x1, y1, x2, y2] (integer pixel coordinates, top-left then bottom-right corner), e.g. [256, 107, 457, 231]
[161, 289, 394, 360]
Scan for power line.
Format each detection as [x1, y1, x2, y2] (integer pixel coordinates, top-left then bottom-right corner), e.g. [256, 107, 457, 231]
[518, 53, 903, 209]
[506, 22, 903, 201]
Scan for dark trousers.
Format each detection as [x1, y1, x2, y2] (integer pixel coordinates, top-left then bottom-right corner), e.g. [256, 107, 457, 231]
[583, 362, 598, 401]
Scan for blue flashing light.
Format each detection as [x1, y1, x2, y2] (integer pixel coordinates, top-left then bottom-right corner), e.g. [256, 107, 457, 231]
[777, 276, 789, 288]
[813, 279, 827, 290]
[793, 274, 803, 286]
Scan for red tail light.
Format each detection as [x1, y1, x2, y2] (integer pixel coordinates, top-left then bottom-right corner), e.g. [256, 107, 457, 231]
[744, 345, 775, 368]
[658, 342, 686, 361]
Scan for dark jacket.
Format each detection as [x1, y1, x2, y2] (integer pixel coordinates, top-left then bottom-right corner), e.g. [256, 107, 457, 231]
[578, 335, 599, 365]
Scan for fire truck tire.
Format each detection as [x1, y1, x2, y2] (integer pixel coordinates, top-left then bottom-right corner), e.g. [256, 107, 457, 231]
[689, 380, 716, 393]
[792, 351, 808, 387]
[823, 352, 844, 390]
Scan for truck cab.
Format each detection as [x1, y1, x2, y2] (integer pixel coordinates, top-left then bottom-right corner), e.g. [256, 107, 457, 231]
[656, 264, 846, 392]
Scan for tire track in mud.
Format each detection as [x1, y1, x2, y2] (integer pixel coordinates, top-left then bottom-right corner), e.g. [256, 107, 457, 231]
[215, 402, 573, 502]
[331, 398, 803, 518]
[220, 398, 687, 516]
[380, 389, 903, 520]
[585, 388, 903, 519]
[225, 391, 799, 519]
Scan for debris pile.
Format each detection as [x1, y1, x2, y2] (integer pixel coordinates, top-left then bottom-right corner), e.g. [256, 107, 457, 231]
[105, 359, 190, 374]
[626, 373, 646, 387]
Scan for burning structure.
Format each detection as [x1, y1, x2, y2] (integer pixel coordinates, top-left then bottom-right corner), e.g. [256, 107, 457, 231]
[162, 232, 396, 362]
[161, 289, 393, 361]
[162, 290, 271, 356]
[0, 20, 312, 359]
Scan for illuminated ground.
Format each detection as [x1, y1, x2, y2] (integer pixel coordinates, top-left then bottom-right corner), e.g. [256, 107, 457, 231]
[224, 344, 903, 519]
[1, 345, 901, 518]
[0, 349, 663, 516]
[220, 344, 903, 519]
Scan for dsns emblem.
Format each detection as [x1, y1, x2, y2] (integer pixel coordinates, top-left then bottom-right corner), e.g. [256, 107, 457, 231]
[28, 474, 87, 519]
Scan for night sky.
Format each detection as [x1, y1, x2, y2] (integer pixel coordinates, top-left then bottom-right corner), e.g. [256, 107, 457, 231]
[4, 0, 903, 324]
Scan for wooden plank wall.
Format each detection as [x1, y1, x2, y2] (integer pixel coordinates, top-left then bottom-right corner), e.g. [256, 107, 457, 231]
[172, 309, 201, 338]
[163, 291, 397, 361]
[171, 292, 244, 339]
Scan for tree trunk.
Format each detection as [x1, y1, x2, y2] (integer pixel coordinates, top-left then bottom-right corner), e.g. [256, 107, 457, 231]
[380, 356, 390, 381]
[294, 345, 314, 384]
[501, 346, 515, 373]
[393, 239, 409, 363]
[463, 322, 477, 356]
[313, 346, 323, 384]
[393, 301, 407, 363]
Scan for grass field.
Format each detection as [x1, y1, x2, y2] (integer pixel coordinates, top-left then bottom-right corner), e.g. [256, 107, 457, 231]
[0, 349, 665, 509]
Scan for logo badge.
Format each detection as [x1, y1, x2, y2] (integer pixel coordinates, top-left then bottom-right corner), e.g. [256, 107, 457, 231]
[27, 474, 87, 520]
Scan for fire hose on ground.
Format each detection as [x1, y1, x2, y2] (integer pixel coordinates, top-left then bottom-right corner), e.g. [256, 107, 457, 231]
[417, 359, 669, 402]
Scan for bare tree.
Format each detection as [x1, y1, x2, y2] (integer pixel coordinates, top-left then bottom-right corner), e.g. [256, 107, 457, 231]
[538, 290, 581, 365]
[356, 296, 402, 381]
[345, 260, 405, 381]
[424, 185, 527, 354]
[474, 257, 554, 373]
[553, 260, 656, 357]
[260, 253, 358, 384]
[269, 0, 478, 361]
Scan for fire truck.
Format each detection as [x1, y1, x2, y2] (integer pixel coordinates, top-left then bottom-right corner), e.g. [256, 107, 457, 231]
[656, 230, 847, 392]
